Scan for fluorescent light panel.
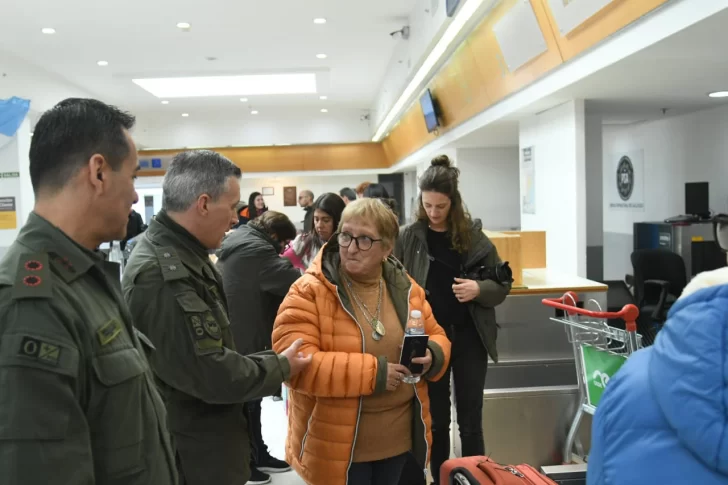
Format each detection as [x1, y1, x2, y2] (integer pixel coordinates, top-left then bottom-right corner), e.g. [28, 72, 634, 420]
[372, 0, 486, 141]
[132, 73, 317, 98]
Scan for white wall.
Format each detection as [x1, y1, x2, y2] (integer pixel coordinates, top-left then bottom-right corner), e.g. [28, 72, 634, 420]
[0, 119, 33, 257]
[371, 0, 451, 129]
[602, 102, 728, 280]
[239, 174, 375, 223]
[134, 173, 377, 224]
[519, 100, 587, 276]
[0, 49, 92, 112]
[133, 109, 372, 149]
[457, 147, 520, 230]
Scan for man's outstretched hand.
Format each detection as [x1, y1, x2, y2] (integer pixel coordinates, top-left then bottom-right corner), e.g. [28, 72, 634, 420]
[280, 338, 313, 378]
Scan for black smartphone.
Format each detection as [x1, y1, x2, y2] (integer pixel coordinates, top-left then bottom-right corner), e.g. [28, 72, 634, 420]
[399, 334, 429, 375]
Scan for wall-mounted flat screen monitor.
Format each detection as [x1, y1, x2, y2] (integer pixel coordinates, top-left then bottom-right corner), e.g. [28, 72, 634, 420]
[420, 89, 439, 133]
[685, 182, 709, 217]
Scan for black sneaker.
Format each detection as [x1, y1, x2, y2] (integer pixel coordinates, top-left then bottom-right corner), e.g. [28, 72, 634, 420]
[257, 454, 292, 473]
[247, 468, 271, 485]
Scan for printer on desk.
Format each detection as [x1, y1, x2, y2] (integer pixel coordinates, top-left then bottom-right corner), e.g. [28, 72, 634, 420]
[634, 182, 726, 277]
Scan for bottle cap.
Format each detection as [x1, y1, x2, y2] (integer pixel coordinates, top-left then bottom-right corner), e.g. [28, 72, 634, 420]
[410, 310, 422, 319]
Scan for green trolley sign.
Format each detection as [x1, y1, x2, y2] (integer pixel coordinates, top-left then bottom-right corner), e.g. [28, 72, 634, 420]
[580, 344, 627, 407]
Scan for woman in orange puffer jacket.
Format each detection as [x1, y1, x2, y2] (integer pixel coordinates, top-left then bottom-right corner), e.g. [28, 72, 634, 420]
[272, 198, 451, 485]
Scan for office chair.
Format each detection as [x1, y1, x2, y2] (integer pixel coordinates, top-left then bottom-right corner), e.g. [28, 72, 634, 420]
[630, 249, 688, 344]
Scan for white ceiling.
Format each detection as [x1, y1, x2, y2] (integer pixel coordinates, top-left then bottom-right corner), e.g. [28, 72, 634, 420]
[0, 0, 415, 115]
[452, 6, 728, 147]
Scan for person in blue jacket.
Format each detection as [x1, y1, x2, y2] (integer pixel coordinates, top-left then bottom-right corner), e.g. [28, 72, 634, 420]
[588, 256, 728, 483]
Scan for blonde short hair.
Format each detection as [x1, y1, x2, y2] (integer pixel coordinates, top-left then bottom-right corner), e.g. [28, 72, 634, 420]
[339, 198, 399, 249]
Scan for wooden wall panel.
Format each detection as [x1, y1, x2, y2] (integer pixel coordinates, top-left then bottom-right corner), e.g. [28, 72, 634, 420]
[383, 0, 563, 164]
[138, 0, 671, 172]
[382, 0, 669, 165]
[504, 230, 547, 268]
[540, 0, 671, 61]
[137, 142, 388, 176]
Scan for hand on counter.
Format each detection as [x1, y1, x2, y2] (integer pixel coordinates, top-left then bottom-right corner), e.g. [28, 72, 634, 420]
[452, 278, 480, 303]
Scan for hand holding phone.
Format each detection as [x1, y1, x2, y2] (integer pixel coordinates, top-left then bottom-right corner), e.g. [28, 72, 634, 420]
[399, 334, 429, 379]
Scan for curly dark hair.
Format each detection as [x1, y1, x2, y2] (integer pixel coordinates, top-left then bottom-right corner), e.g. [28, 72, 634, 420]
[416, 154, 473, 253]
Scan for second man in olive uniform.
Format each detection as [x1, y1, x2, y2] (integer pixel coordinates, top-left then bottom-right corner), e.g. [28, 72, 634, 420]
[122, 150, 312, 485]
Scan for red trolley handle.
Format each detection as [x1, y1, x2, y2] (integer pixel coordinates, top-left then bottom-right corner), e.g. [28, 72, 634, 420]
[542, 291, 639, 333]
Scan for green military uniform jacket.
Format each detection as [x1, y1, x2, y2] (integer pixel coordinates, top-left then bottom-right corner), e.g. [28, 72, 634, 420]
[0, 213, 177, 485]
[122, 210, 290, 485]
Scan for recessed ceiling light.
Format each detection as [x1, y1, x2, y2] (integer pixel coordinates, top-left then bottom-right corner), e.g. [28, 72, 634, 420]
[320, 95, 328, 100]
[320, 108, 328, 113]
[177, 22, 191, 29]
[132, 73, 317, 98]
[41, 28, 55, 35]
[97, 60, 109, 67]
[313, 18, 327, 24]
[251, 110, 259, 115]
[161, 100, 170, 105]
[181, 113, 189, 117]
[708, 91, 728, 98]
[240, 97, 248, 102]
[316, 53, 327, 59]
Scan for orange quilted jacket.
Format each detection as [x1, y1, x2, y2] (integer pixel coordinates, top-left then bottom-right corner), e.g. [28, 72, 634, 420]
[272, 242, 451, 485]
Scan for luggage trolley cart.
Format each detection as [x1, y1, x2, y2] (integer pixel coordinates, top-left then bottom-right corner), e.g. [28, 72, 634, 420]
[541, 291, 641, 465]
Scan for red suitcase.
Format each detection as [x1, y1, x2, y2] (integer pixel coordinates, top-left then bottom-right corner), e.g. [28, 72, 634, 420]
[441, 456, 558, 485]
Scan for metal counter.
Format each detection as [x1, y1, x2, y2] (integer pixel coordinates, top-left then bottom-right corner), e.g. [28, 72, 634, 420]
[451, 285, 606, 468]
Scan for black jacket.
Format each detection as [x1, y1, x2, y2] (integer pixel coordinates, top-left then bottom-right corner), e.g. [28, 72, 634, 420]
[303, 205, 314, 234]
[216, 225, 302, 356]
[122, 210, 146, 250]
[394, 219, 511, 362]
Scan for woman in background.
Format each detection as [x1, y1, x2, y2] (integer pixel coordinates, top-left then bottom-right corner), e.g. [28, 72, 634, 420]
[283, 192, 345, 270]
[356, 181, 372, 199]
[395, 155, 511, 484]
[238, 191, 268, 225]
[362, 183, 390, 199]
[273, 198, 451, 485]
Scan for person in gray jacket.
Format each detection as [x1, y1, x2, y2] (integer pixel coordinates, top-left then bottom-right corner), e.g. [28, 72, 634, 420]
[394, 155, 511, 484]
[217, 210, 301, 484]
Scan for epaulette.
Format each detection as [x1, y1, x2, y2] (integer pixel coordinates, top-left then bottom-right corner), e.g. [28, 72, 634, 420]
[154, 246, 189, 281]
[12, 253, 53, 300]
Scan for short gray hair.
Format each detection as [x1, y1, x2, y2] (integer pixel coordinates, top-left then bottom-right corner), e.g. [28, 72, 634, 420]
[162, 150, 242, 212]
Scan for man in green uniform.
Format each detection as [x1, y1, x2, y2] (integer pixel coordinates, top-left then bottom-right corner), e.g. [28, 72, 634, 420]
[122, 150, 311, 485]
[0, 98, 177, 484]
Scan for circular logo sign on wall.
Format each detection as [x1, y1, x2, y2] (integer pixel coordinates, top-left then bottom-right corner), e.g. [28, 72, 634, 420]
[616, 156, 634, 201]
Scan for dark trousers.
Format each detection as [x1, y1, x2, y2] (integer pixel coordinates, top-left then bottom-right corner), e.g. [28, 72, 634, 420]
[246, 399, 268, 466]
[348, 453, 408, 485]
[429, 323, 489, 484]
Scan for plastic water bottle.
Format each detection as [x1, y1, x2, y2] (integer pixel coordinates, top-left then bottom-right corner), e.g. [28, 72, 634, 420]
[403, 310, 425, 384]
[406, 310, 425, 335]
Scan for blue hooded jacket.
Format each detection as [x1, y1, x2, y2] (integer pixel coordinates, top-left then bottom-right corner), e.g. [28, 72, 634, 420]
[588, 268, 728, 484]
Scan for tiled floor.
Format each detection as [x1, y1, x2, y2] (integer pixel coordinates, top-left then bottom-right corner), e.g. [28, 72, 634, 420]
[260, 397, 306, 484]
[260, 397, 434, 485]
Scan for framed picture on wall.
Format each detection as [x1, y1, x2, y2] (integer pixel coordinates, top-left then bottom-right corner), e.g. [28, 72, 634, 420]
[262, 187, 274, 196]
[283, 186, 297, 207]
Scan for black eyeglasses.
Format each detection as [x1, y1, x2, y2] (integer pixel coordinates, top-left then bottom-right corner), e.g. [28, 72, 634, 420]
[337, 232, 382, 251]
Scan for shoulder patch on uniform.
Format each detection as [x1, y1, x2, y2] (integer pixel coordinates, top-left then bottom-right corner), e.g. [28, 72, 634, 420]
[154, 246, 189, 281]
[12, 253, 53, 300]
[97, 319, 123, 346]
[19, 336, 61, 366]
